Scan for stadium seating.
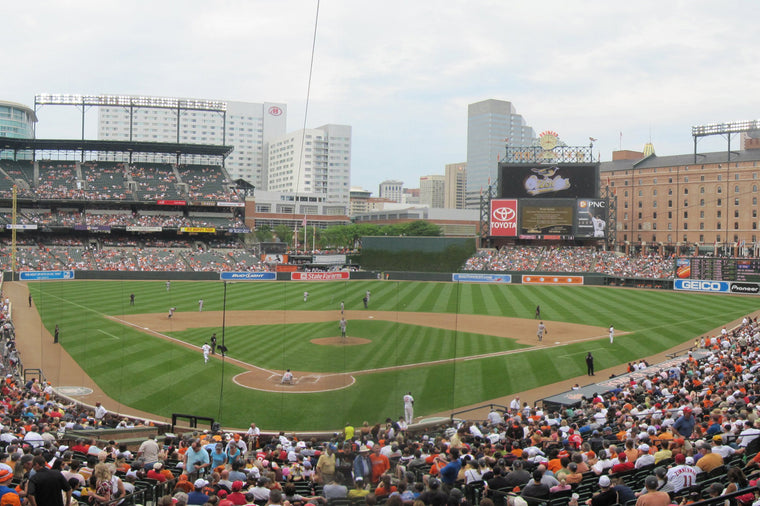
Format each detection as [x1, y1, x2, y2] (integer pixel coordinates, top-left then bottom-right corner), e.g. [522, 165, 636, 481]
[463, 246, 675, 279]
[178, 163, 241, 202]
[130, 162, 183, 201]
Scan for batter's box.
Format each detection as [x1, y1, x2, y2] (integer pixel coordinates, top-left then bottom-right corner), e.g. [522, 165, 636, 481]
[297, 375, 320, 384]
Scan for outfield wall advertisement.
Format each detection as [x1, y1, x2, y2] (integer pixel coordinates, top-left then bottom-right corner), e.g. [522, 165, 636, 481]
[291, 271, 350, 281]
[452, 273, 512, 283]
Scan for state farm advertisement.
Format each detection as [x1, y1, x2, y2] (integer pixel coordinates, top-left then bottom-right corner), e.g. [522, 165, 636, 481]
[489, 199, 518, 237]
[291, 271, 350, 281]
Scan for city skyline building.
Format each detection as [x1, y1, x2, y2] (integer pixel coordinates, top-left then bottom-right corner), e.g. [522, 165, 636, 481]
[96, 95, 287, 187]
[466, 99, 536, 208]
[378, 179, 404, 203]
[267, 124, 352, 210]
[444, 162, 466, 209]
[420, 174, 445, 208]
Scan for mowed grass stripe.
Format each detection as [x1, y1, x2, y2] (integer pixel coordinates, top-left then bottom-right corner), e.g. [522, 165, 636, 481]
[27, 280, 760, 431]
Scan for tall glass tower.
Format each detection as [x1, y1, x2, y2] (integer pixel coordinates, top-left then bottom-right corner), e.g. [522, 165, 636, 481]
[0, 100, 36, 159]
[466, 99, 535, 208]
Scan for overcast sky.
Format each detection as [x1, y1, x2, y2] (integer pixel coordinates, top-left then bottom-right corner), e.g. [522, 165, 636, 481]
[5, 1, 759, 193]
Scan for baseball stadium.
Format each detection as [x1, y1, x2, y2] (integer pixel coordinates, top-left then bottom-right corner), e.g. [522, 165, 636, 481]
[2, 102, 760, 506]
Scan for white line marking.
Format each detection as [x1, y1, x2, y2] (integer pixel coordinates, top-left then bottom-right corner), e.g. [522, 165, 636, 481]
[98, 329, 120, 340]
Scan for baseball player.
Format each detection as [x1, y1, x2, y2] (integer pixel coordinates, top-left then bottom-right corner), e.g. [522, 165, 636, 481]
[537, 321, 547, 342]
[339, 317, 347, 339]
[202, 342, 211, 363]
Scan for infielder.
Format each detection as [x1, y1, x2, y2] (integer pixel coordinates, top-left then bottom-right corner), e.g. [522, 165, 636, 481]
[609, 325, 615, 344]
[537, 321, 547, 342]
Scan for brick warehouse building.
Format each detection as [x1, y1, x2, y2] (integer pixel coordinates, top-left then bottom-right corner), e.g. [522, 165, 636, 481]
[601, 139, 760, 256]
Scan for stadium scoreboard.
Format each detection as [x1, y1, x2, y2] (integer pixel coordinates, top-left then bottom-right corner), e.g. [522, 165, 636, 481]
[677, 257, 760, 282]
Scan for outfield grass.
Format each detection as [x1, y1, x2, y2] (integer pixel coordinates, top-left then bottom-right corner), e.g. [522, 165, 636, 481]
[27, 280, 760, 431]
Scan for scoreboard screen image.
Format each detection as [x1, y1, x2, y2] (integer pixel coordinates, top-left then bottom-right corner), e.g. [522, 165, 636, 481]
[519, 200, 574, 236]
[499, 163, 599, 199]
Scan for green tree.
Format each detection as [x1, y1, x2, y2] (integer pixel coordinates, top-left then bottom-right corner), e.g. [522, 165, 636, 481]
[255, 225, 274, 243]
[274, 224, 294, 246]
[399, 220, 442, 236]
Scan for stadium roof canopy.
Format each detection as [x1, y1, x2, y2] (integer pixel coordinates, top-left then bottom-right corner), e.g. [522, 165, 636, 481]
[0, 138, 233, 157]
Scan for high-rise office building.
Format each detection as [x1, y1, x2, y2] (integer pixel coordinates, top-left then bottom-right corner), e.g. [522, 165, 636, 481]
[378, 180, 404, 203]
[0, 100, 36, 159]
[267, 124, 352, 207]
[420, 175, 445, 208]
[97, 95, 287, 186]
[444, 162, 466, 209]
[466, 99, 536, 208]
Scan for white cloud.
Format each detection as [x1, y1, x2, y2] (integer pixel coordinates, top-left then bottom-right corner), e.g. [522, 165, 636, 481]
[4, 0, 759, 192]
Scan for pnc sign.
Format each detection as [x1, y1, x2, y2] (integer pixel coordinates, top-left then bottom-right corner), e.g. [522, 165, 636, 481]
[490, 199, 518, 237]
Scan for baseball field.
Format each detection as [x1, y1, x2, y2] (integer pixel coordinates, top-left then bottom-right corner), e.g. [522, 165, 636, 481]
[16, 279, 760, 431]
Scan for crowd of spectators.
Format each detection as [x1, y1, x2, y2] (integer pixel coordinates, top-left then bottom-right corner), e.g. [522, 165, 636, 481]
[0, 160, 244, 203]
[4, 310, 760, 506]
[0, 242, 272, 273]
[179, 164, 240, 202]
[0, 209, 245, 230]
[464, 247, 676, 279]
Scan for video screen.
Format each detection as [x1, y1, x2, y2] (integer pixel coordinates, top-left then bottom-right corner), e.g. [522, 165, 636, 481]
[500, 163, 598, 199]
[519, 201, 574, 236]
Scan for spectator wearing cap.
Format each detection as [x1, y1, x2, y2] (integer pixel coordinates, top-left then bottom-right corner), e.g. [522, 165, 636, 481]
[0, 464, 19, 505]
[147, 462, 168, 483]
[694, 440, 723, 473]
[184, 440, 210, 478]
[585, 475, 618, 506]
[348, 477, 370, 500]
[216, 489, 233, 506]
[672, 407, 696, 439]
[353, 445, 372, 484]
[665, 454, 698, 493]
[634, 475, 670, 506]
[316, 444, 336, 485]
[187, 478, 209, 505]
[227, 480, 247, 505]
[609, 452, 634, 475]
[634, 444, 655, 469]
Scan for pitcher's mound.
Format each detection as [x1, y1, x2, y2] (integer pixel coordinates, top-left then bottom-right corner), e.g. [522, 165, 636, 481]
[311, 337, 371, 346]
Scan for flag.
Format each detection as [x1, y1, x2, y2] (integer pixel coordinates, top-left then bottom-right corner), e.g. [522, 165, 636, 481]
[302, 215, 307, 228]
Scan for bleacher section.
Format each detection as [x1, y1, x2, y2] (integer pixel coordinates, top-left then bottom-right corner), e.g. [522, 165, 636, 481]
[0, 160, 35, 198]
[130, 162, 183, 201]
[81, 161, 130, 200]
[464, 246, 676, 279]
[37, 160, 81, 199]
[0, 161, 243, 203]
[178, 163, 237, 201]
